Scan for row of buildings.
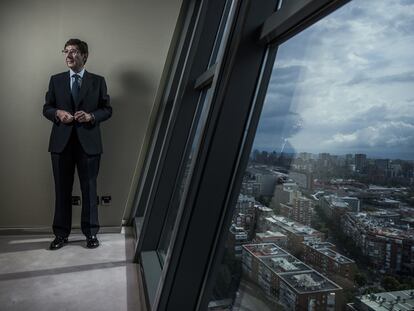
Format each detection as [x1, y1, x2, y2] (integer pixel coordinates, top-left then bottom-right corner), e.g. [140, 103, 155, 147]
[347, 289, 414, 311]
[318, 191, 414, 274]
[302, 241, 356, 282]
[242, 243, 342, 311]
[341, 212, 414, 274]
[228, 197, 414, 309]
[231, 191, 358, 280]
[235, 162, 414, 309]
[291, 152, 412, 179]
[226, 192, 358, 310]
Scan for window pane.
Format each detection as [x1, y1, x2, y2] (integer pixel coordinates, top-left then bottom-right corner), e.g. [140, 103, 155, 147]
[156, 0, 238, 268]
[209, 1, 414, 310]
[208, 0, 234, 67]
[157, 87, 213, 266]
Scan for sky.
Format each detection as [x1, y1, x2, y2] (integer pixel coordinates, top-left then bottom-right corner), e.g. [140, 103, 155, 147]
[253, 0, 414, 160]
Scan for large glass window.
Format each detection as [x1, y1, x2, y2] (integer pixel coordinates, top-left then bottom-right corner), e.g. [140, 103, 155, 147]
[157, 87, 213, 265]
[209, 0, 414, 310]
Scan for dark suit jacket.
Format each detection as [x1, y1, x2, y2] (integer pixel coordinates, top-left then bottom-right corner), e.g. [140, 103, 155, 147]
[43, 71, 112, 155]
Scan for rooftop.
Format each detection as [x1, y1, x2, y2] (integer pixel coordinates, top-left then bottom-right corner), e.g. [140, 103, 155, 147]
[256, 231, 287, 239]
[331, 201, 349, 208]
[303, 241, 355, 264]
[229, 224, 248, 235]
[323, 195, 350, 208]
[270, 216, 322, 236]
[356, 289, 414, 311]
[243, 243, 341, 294]
[243, 243, 289, 258]
[256, 205, 273, 212]
[347, 213, 414, 241]
[278, 271, 341, 294]
[320, 248, 354, 264]
[262, 255, 311, 273]
[304, 241, 335, 250]
[238, 194, 256, 203]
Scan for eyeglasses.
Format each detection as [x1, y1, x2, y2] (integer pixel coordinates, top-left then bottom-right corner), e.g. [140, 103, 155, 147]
[62, 49, 80, 55]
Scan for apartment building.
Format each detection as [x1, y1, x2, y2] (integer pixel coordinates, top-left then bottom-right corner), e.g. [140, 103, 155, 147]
[242, 243, 343, 311]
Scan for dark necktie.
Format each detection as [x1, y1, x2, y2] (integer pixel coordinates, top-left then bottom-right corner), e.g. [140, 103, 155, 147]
[72, 74, 80, 104]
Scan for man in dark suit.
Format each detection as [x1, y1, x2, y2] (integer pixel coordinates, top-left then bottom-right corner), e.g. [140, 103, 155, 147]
[43, 38, 112, 250]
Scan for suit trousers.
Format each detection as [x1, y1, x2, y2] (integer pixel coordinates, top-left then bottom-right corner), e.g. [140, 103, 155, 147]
[51, 127, 100, 237]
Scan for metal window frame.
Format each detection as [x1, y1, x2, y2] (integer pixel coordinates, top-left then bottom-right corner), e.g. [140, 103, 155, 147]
[260, 0, 350, 45]
[156, 2, 278, 309]
[135, 0, 227, 255]
[152, 0, 241, 308]
[133, 0, 232, 309]
[128, 0, 201, 230]
[155, 86, 213, 268]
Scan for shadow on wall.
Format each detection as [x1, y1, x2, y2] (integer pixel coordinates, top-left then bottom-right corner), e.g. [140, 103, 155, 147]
[102, 67, 155, 212]
[106, 67, 154, 153]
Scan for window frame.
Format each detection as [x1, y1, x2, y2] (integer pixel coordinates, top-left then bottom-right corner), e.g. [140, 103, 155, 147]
[133, 0, 351, 310]
[135, 0, 228, 257]
[132, 0, 234, 309]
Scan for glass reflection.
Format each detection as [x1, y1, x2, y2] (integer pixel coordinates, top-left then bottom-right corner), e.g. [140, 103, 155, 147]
[157, 88, 213, 266]
[209, 0, 414, 310]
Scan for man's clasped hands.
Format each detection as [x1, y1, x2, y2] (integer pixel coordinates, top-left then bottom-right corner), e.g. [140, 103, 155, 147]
[56, 109, 93, 124]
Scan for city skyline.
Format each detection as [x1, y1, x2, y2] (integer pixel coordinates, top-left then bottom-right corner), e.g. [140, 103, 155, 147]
[251, 146, 414, 162]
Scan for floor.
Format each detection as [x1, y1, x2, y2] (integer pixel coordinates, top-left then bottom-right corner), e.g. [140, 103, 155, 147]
[0, 227, 145, 311]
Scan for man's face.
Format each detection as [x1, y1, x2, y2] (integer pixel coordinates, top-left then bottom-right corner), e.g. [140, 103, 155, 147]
[64, 44, 86, 72]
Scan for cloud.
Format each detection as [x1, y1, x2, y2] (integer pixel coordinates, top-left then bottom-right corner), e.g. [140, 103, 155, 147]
[323, 121, 414, 149]
[399, 0, 414, 5]
[257, 112, 302, 136]
[346, 71, 414, 86]
[253, 0, 414, 159]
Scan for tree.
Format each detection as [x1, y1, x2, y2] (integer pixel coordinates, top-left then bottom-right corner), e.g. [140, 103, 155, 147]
[354, 272, 367, 287]
[381, 276, 400, 291]
[257, 195, 271, 207]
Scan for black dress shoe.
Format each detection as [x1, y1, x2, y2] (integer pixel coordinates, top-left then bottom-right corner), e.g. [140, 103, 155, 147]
[86, 235, 99, 248]
[49, 236, 68, 250]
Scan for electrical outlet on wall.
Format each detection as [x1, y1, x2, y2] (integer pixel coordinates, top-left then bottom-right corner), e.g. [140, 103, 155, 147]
[101, 195, 111, 206]
[72, 196, 81, 206]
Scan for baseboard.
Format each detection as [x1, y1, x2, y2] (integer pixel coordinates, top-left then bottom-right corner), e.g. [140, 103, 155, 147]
[0, 226, 123, 236]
